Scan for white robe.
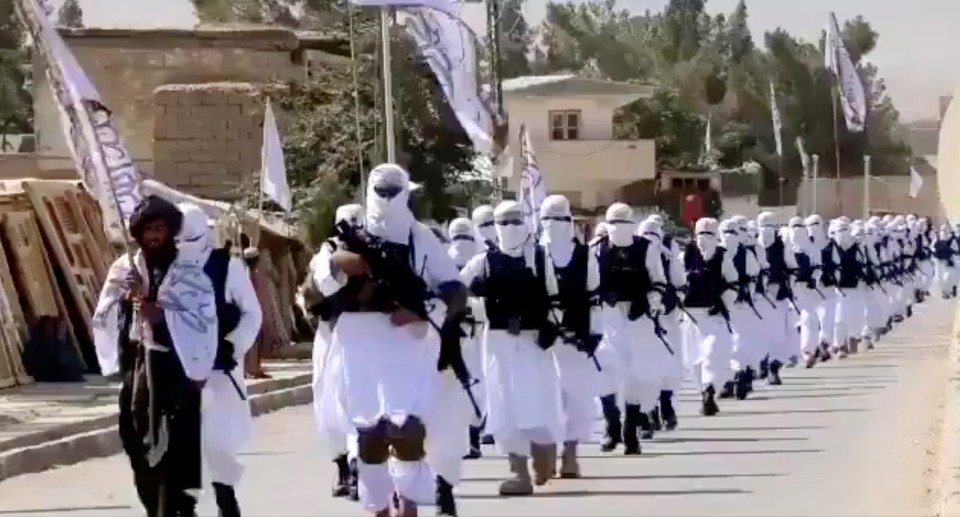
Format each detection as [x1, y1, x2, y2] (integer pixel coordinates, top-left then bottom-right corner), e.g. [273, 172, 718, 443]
[201, 255, 261, 486]
[460, 246, 565, 455]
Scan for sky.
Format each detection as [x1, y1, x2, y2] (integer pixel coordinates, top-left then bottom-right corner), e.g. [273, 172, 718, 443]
[55, 0, 960, 121]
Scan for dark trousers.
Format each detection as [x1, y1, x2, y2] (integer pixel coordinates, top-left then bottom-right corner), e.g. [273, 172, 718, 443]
[121, 349, 203, 517]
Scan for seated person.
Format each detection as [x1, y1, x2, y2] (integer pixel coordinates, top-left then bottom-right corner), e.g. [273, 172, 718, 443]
[21, 316, 85, 383]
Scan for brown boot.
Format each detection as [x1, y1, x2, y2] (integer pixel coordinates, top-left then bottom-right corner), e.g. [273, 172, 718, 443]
[498, 454, 534, 496]
[531, 443, 556, 486]
[559, 441, 580, 479]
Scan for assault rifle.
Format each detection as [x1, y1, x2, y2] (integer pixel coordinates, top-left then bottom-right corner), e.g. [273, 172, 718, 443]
[335, 221, 482, 420]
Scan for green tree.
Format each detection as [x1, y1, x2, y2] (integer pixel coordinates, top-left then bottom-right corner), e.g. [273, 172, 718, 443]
[498, 0, 533, 78]
[57, 0, 84, 28]
[0, 1, 31, 148]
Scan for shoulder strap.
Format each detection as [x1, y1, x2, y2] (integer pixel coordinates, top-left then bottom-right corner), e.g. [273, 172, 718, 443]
[205, 248, 231, 306]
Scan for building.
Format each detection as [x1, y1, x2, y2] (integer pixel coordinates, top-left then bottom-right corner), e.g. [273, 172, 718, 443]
[501, 75, 656, 211]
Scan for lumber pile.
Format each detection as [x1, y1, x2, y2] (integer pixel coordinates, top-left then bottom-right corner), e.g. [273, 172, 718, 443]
[0, 179, 308, 390]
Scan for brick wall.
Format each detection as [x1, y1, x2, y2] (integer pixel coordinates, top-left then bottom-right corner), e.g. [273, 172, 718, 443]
[33, 28, 306, 180]
[153, 82, 285, 199]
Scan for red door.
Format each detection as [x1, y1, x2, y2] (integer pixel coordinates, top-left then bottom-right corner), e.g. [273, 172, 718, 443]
[682, 193, 702, 227]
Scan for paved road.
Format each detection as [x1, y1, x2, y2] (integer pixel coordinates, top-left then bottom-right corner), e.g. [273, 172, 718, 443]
[0, 300, 952, 517]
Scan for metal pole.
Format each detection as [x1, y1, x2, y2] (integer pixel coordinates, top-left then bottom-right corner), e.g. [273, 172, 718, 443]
[812, 154, 820, 215]
[380, 7, 396, 163]
[863, 154, 871, 220]
[347, 3, 366, 196]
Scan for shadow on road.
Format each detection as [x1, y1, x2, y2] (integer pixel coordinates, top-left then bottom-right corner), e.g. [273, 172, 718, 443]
[462, 488, 750, 499]
[0, 505, 132, 514]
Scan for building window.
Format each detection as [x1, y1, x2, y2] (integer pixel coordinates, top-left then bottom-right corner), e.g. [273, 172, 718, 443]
[549, 110, 581, 140]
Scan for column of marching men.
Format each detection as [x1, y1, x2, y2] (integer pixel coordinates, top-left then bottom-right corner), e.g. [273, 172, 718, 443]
[91, 162, 960, 517]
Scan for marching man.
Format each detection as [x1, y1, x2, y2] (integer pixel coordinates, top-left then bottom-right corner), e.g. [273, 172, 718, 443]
[460, 200, 564, 496]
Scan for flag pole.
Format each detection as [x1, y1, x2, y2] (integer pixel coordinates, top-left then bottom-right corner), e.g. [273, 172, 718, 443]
[831, 84, 843, 217]
[380, 6, 396, 164]
[863, 154, 871, 219]
[812, 154, 820, 215]
[348, 3, 366, 197]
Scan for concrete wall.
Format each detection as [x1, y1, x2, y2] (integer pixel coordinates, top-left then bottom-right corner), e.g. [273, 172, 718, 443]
[797, 174, 945, 221]
[503, 94, 656, 209]
[33, 28, 305, 188]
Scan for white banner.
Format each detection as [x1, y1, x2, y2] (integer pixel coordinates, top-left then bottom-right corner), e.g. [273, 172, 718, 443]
[909, 167, 923, 198]
[796, 136, 810, 177]
[825, 12, 867, 133]
[403, 6, 507, 159]
[260, 98, 291, 212]
[351, 0, 460, 18]
[769, 81, 784, 157]
[29, 0, 142, 242]
[519, 124, 546, 234]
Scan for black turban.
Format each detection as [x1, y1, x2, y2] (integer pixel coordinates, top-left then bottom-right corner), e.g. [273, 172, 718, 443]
[128, 195, 183, 244]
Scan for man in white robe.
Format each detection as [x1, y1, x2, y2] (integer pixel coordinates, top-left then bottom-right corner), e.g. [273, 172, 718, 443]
[93, 196, 218, 517]
[302, 203, 363, 500]
[446, 217, 485, 460]
[539, 195, 604, 478]
[680, 218, 738, 415]
[934, 224, 959, 298]
[314, 164, 465, 517]
[472, 205, 498, 251]
[806, 214, 840, 361]
[176, 203, 262, 517]
[593, 203, 668, 455]
[720, 218, 762, 399]
[755, 212, 797, 383]
[787, 218, 824, 367]
[831, 219, 866, 357]
[637, 217, 684, 432]
[460, 200, 564, 495]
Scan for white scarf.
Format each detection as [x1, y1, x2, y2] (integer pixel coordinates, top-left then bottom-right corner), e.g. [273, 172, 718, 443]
[92, 250, 218, 381]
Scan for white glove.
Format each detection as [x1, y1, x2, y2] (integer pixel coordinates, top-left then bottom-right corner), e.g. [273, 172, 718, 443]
[811, 269, 822, 282]
[721, 290, 737, 308]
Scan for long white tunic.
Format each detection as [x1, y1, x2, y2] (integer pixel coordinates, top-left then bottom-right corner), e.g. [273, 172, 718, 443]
[314, 223, 460, 429]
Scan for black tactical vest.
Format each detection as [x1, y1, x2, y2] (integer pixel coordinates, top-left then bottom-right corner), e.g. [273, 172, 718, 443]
[764, 237, 790, 300]
[836, 244, 863, 289]
[551, 242, 591, 341]
[596, 236, 654, 320]
[684, 243, 727, 311]
[820, 241, 838, 287]
[476, 248, 549, 331]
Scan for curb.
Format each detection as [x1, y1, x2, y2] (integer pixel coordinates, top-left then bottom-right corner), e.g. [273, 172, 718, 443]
[0, 374, 313, 483]
[938, 307, 960, 517]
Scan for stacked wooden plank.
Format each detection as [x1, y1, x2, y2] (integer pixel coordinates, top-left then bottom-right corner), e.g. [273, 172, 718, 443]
[0, 178, 309, 389]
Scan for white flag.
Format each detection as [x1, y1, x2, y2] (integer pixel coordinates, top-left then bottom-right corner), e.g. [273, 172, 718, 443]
[28, 0, 142, 242]
[769, 81, 784, 157]
[519, 124, 546, 234]
[351, 0, 460, 18]
[796, 137, 810, 177]
[261, 99, 291, 212]
[403, 7, 507, 158]
[825, 12, 867, 132]
[909, 167, 923, 198]
[704, 114, 712, 155]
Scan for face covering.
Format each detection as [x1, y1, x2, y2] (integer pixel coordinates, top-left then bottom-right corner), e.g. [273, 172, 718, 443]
[759, 226, 777, 247]
[495, 211, 529, 256]
[607, 222, 636, 247]
[835, 227, 853, 248]
[542, 216, 575, 259]
[175, 203, 212, 265]
[697, 231, 718, 256]
[365, 164, 413, 244]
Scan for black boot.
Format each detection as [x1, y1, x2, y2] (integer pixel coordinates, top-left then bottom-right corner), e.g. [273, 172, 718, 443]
[436, 475, 457, 516]
[213, 482, 241, 517]
[719, 381, 735, 399]
[638, 409, 654, 440]
[463, 426, 482, 459]
[701, 385, 719, 416]
[348, 458, 359, 501]
[600, 394, 622, 452]
[623, 404, 642, 455]
[735, 370, 751, 400]
[818, 342, 832, 362]
[332, 454, 351, 497]
[768, 360, 783, 386]
[758, 356, 769, 380]
[659, 390, 678, 430]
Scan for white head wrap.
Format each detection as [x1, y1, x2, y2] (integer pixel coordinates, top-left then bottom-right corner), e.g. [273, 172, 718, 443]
[365, 163, 414, 244]
[605, 203, 636, 247]
[494, 201, 530, 257]
[540, 194, 576, 264]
